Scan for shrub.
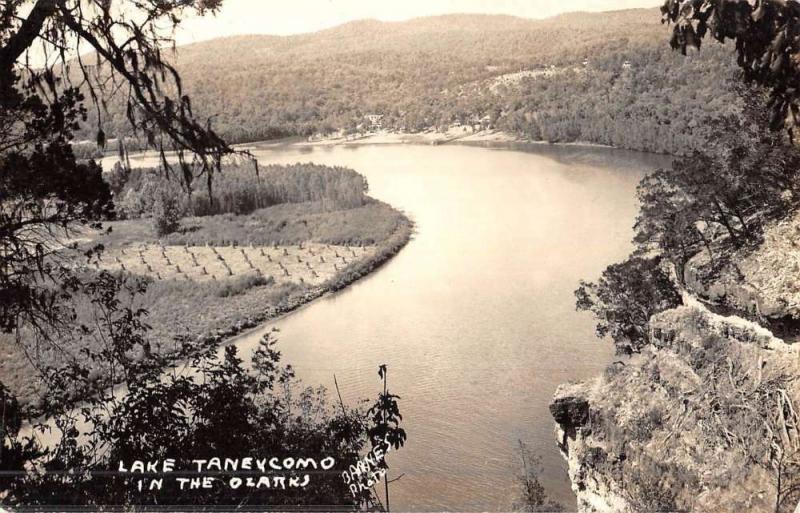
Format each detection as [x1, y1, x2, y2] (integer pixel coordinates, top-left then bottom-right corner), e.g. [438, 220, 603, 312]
[213, 272, 273, 298]
[151, 190, 183, 236]
[106, 162, 131, 196]
[624, 457, 688, 513]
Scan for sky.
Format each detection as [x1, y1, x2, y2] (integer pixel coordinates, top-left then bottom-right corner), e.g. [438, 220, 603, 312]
[174, 0, 660, 45]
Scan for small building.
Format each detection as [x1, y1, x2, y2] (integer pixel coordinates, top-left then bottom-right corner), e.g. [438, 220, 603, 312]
[365, 114, 384, 129]
[468, 114, 493, 132]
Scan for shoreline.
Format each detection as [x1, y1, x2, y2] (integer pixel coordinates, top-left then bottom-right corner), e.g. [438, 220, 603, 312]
[246, 129, 611, 149]
[19, 213, 412, 431]
[219, 216, 413, 349]
[240, 129, 668, 155]
[195, 216, 414, 349]
[97, 130, 671, 167]
[3, 188, 413, 407]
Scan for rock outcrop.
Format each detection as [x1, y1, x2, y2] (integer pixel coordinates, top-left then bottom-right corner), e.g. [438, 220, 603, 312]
[552, 305, 800, 512]
[684, 210, 800, 339]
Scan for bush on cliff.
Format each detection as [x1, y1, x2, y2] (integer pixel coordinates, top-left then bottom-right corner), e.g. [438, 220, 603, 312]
[575, 256, 681, 355]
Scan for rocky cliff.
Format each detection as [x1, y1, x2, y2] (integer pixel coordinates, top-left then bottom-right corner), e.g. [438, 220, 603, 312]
[551, 304, 800, 512]
[684, 210, 800, 339]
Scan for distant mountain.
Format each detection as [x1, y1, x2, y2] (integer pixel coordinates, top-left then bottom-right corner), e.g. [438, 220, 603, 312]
[82, 9, 741, 155]
[178, 10, 663, 59]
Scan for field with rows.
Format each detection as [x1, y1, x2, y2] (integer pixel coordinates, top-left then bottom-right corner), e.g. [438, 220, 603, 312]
[93, 242, 375, 286]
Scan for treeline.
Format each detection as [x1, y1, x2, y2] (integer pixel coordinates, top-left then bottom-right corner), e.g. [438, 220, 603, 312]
[110, 162, 368, 220]
[73, 9, 741, 156]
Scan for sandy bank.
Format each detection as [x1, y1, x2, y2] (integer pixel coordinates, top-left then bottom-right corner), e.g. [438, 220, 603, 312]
[246, 129, 617, 152]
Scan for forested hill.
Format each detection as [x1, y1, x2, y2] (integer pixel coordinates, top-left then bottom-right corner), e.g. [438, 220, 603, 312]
[83, 8, 742, 155]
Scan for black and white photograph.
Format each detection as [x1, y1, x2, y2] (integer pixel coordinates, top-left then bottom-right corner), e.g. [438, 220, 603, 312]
[2, 0, 800, 511]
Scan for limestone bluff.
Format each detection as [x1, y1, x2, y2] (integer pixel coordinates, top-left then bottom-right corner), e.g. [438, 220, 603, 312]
[551, 301, 800, 512]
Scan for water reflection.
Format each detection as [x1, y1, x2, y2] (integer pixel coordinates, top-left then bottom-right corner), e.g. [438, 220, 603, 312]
[210, 142, 672, 511]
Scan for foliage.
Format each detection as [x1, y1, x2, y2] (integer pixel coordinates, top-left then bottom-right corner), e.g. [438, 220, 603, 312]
[0, 79, 114, 339]
[322, 215, 413, 293]
[1, 207, 411, 406]
[2, 0, 243, 195]
[0, 0, 245, 353]
[702, 352, 800, 513]
[106, 161, 131, 197]
[513, 441, 565, 512]
[4, 336, 370, 506]
[578, 88, 800, 357]
[212, 271, 272, 298]
[0, 268, 407, 509]
[492, 43, 739, 154]
[622, 455, 685, 512]
[366, 364, 407, 511]
[634, 87, 800, 273]
[0, 194, 411, 407]
[162, 200, 406, 248]
[775, 450, 800, 513]
[576, 256, 681, 355]
[563, 5, 800, 511]
[570, 302, 800, 511]
[663, 0, 800, 135]
[0, 380, 44, 488]
[568, 6, 800, 509]
[1, 5, 399, 509]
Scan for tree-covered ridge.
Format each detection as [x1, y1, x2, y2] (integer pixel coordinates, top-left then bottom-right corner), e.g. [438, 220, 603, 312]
[77, 9, 743, 155]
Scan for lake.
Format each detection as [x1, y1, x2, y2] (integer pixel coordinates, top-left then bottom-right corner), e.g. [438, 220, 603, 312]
[107, 141, 671, 511]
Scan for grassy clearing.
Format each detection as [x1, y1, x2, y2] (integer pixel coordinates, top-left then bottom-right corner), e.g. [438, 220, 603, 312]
[94, 200, 404, 249]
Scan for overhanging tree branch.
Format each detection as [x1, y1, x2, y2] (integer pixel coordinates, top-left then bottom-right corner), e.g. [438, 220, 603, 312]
[0, 0, 55, 78]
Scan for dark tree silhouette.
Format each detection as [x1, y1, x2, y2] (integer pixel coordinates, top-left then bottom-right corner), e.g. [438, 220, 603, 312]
[514, 440, 565, 512]
[1, 0, 248, 342]
[1, 310, 376, 508]
[663, 0, 800, 134]
[366, 364, 406, 511]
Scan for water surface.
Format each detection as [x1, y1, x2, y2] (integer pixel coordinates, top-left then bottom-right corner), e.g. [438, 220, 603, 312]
[199, 142, 671, 511]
